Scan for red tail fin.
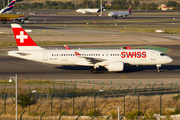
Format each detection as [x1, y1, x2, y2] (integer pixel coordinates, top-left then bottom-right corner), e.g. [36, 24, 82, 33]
[11, 24, 37, 46]
[128, 5, 131, 14]
[11, 24, 44, 51]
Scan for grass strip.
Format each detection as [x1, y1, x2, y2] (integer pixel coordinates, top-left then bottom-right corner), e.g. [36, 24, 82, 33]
[87, 46, 171, 53]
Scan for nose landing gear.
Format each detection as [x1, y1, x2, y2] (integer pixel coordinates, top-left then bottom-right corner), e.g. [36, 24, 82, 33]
[156, 64, 161, 72]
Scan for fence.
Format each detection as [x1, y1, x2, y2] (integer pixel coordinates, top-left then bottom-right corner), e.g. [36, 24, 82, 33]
[0, 79, 179, 119]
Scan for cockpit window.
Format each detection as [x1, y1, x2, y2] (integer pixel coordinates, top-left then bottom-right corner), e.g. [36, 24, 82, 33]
[160, 53, 167, 56]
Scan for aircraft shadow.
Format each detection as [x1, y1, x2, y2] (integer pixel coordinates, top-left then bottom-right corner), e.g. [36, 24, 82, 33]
[55, 65, 180, 73]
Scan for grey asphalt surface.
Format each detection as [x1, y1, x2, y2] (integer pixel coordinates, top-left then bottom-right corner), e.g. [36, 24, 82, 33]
[1, 14, 180, 25]
[0, 14, 180, 82]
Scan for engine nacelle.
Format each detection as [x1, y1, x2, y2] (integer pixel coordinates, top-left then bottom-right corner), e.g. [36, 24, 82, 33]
[20, 18, 25, 24]
[105, 61, 124, 72]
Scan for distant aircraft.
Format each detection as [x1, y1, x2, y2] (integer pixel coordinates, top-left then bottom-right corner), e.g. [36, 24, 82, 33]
[8, 24, 173, 73]
[76, 4, 105, 14]
[107, 5, 131, 19]
[0, 0, 16, 14]
[0, 14, 28, 24]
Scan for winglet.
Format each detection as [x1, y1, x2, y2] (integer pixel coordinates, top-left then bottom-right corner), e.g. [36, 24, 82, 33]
[75, 52, 81, 56]
[64, 45, 70, 50]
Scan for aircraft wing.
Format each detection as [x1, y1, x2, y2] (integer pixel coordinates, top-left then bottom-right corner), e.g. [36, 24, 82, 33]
[10, 15, 28, 20]
[11, 17, 23, 21]
[10, 15, 28, 23]
[74, 51, 125, 66]
[82, 56, 107, 64]
[84, 10, 91, 14]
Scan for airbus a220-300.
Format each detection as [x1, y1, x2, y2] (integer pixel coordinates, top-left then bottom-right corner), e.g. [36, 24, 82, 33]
[8, 24, 173, 73]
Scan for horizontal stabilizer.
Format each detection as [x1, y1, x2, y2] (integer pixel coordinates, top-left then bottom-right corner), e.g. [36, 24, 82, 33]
[17, 52, 31, 56]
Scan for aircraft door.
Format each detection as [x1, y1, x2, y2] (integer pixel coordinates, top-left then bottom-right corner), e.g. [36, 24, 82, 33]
[151, 52, 156, 60]
[43, 52, 48, 60]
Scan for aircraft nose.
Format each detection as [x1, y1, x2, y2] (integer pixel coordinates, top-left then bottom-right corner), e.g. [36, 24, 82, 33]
[167, 57, 173, 63]
[107, 14, 112, 16]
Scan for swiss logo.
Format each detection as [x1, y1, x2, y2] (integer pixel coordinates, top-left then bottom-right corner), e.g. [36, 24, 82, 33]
[16, 31, 28, 43]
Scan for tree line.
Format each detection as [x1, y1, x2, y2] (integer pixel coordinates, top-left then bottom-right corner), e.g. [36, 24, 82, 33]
[1, 0, 180, 10]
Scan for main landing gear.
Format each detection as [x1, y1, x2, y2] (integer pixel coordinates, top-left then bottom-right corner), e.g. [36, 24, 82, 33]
[90, 65, 99, 73]
[156, 64, 161, 73]
[2, 20, 7, 24]
[90, 67, 97, 73]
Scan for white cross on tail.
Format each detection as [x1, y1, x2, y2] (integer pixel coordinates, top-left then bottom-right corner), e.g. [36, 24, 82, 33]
[16, 31, 28, 43]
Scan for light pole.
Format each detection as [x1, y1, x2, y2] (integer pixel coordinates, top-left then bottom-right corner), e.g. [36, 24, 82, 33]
[3, 0, 5, 8]
[9, 74, 17, 120]
[100, 0, 102, 15]
[115, 106, 121, 120]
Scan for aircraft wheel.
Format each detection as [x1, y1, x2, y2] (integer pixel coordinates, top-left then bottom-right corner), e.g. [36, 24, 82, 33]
[157, 70, 160, 73]
[90, 67, 97, 73]
[115, 17, 117, 19]
[156, 65, 161, 73]
[90, 67, 94, 72]
[2, 21, 6, 24]
[93, 69, 97, 74]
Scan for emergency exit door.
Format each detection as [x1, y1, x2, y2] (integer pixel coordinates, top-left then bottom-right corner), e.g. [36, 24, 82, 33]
[43, 52, 48, 60]
[151, 52, 156, 60]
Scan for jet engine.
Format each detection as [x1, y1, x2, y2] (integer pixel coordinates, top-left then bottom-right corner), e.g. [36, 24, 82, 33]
[19, 18, 25, 24]
[21, 18, 25, 24]
[82, 11, 86, 14]
[105, 61, 124, 72]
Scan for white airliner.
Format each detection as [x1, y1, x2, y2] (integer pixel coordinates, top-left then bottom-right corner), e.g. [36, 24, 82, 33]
[107, 5, 131, 19]
[8, 24, 173, 73]
[76, 4, 105, 14]
[0, 0, 16, 14]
